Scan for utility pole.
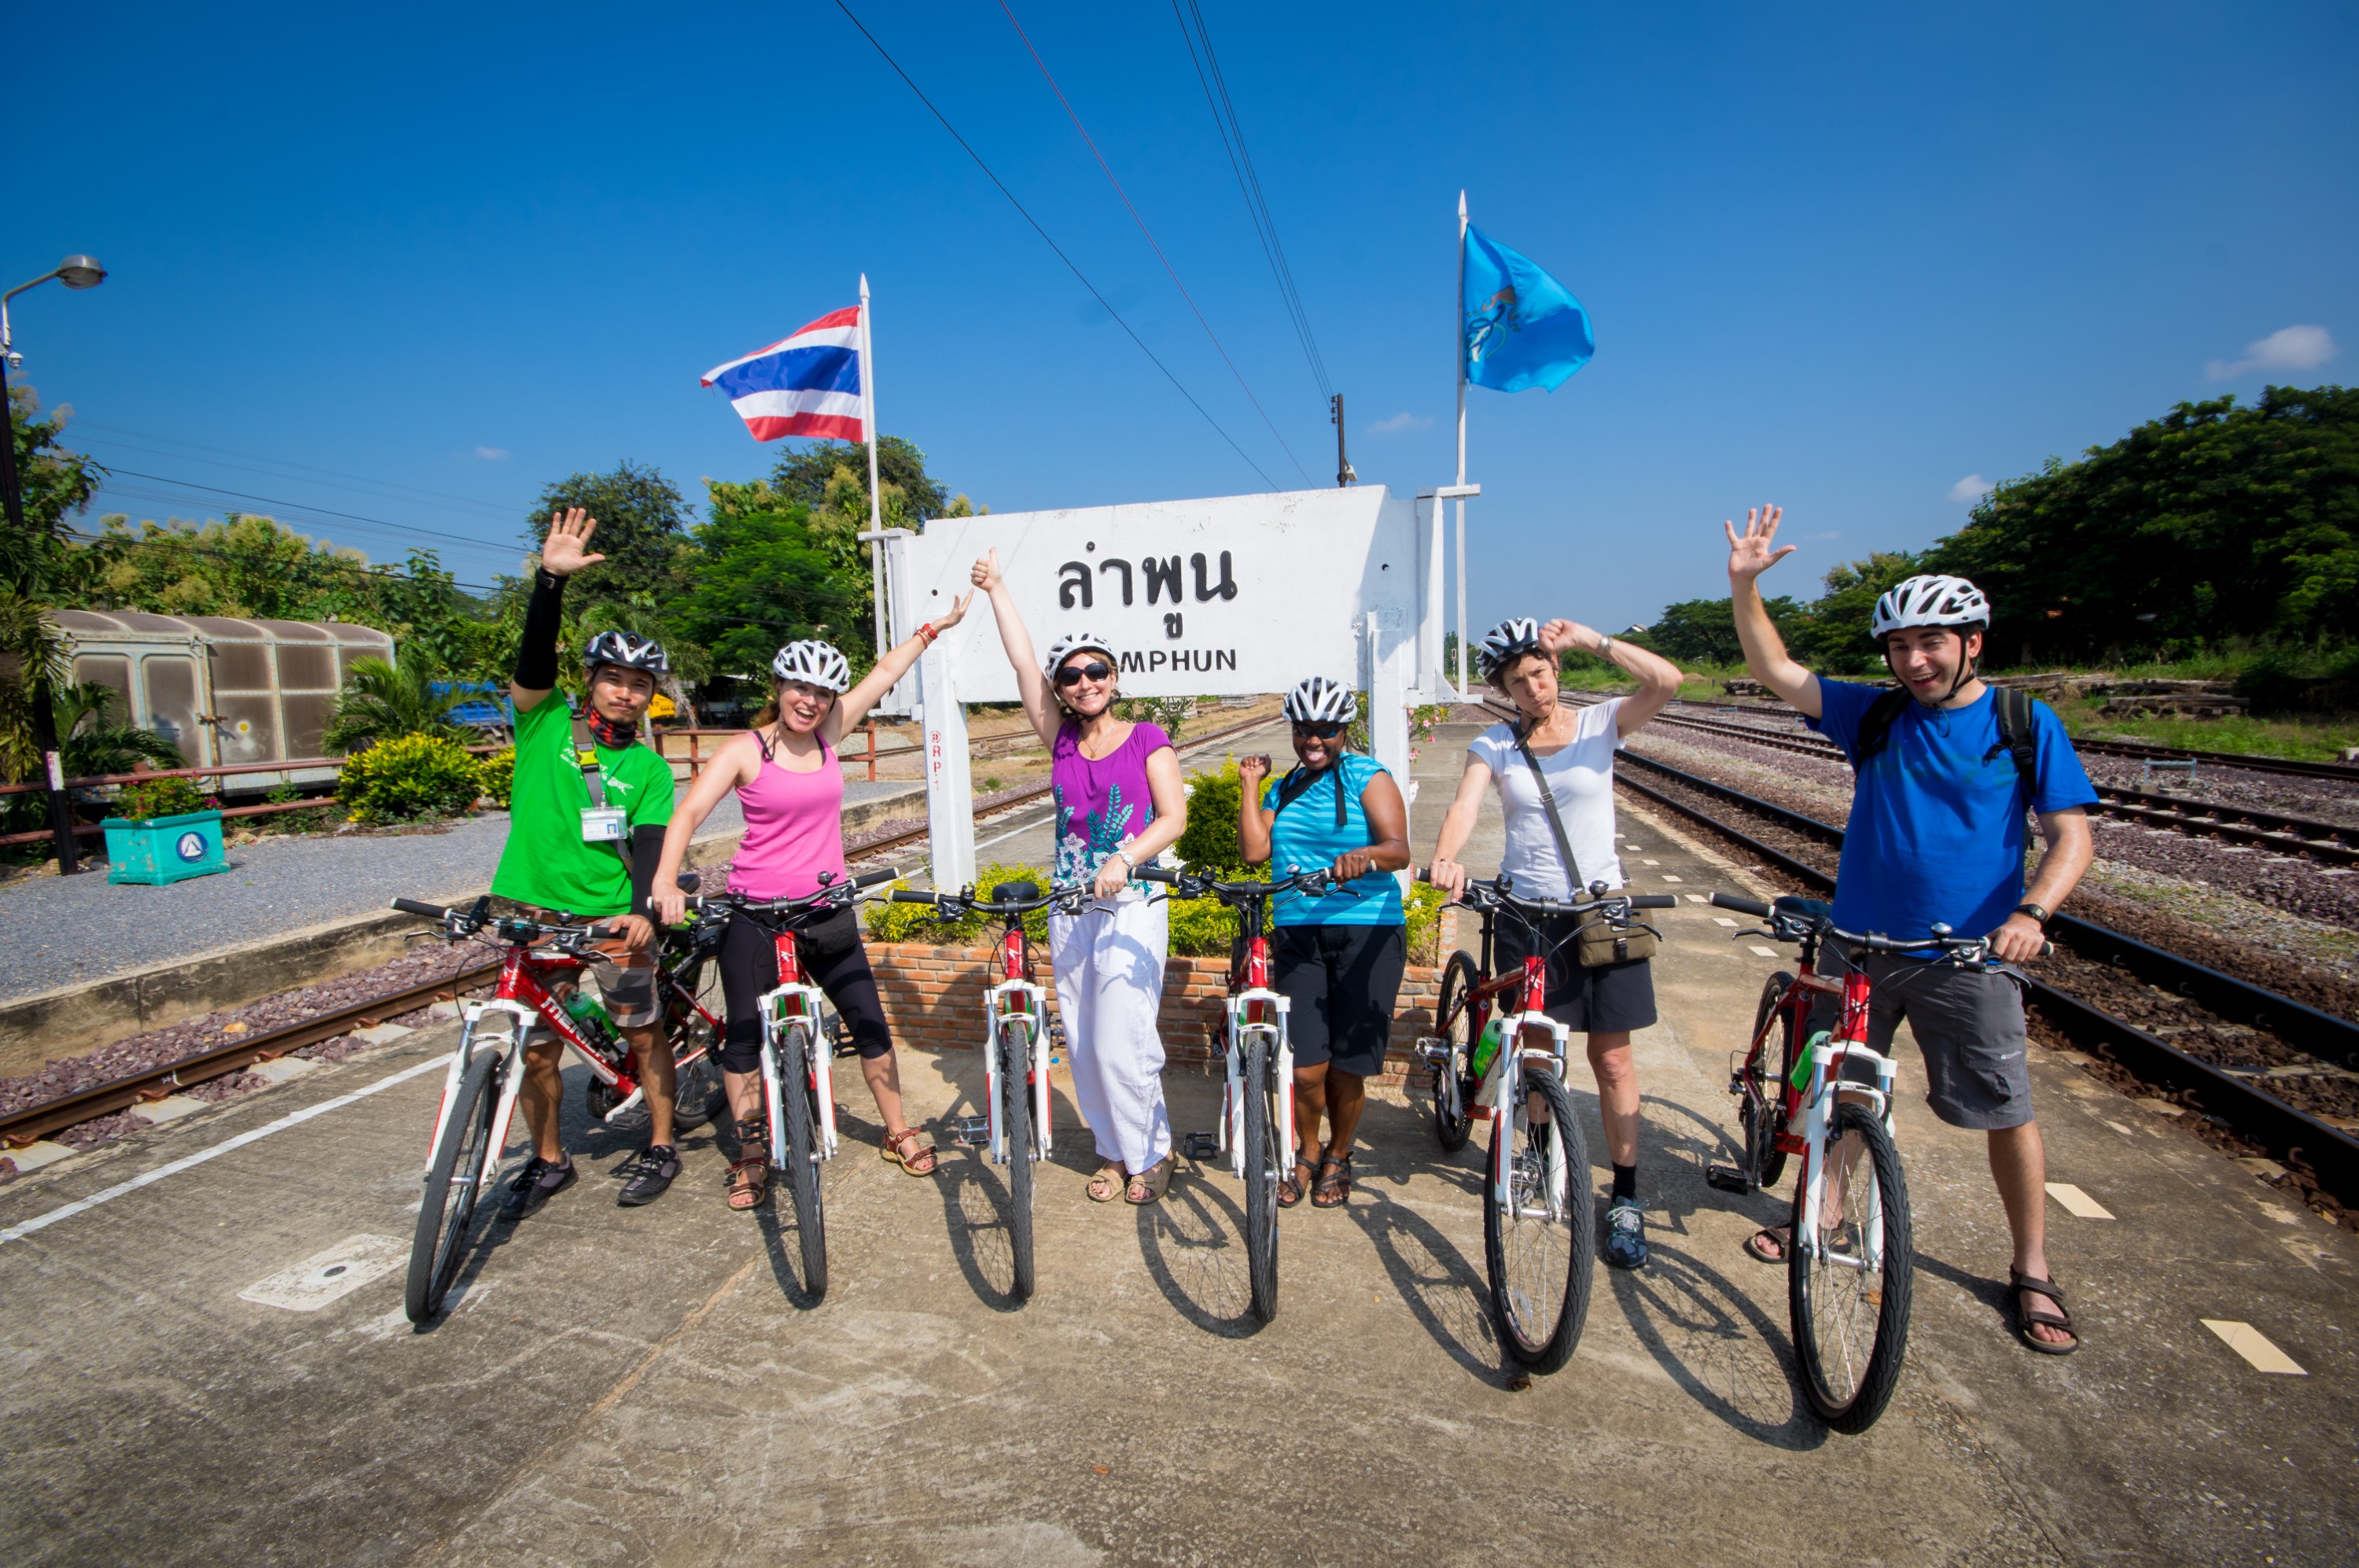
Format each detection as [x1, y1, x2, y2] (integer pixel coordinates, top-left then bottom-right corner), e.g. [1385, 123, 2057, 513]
[1330, 393, 1356, 487]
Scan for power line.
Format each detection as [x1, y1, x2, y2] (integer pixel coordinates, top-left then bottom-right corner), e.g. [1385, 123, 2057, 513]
[92, 469, 528, 555]
[1170, 0, 1331, 402]
[828, 0, 1281, 492]
[997, 0, 1312, 485]
[68, 419, 526, 521]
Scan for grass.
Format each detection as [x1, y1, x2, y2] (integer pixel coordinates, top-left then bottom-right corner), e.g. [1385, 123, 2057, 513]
[2048, 701, 2358, 762]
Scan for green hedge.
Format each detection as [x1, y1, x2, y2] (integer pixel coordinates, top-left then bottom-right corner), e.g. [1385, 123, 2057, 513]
[476, 745, 517, 808]
[338, 734, 485, 824]
[115, 776, 207, 821]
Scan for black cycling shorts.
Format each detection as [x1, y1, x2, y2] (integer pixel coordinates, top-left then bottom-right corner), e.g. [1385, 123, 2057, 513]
[1272, 922, 1407, 1079]
[1492, 911, 1657, 1036]
[716, 911, 892, 1073]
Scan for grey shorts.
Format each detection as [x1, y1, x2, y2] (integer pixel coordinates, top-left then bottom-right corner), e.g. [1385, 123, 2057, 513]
[1825, 945, 2033, 1131]
[513, 904, 661, 1030]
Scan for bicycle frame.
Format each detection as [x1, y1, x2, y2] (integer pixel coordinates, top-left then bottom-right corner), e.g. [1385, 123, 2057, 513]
[1788, 964, 1897, 1269]
[757, 925, 839, 1165]
[982, 916, 1054, 1167]
[1213, 914, 1294, 1182]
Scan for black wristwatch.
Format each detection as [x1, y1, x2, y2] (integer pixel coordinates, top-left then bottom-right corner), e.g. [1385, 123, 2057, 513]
[2013, 902, 2052, 926]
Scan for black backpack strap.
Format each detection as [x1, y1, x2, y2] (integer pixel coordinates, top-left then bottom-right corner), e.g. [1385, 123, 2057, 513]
[1984, 686, 2040, 804]
[1849, 688, 1915, 774]
[1272, 766, 1324, 815]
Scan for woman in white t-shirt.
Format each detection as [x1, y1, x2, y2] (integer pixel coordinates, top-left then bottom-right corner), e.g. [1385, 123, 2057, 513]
[1427, 615, 1684, 1270]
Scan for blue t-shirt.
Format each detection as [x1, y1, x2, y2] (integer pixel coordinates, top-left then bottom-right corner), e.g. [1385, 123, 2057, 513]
[1808, 679, 2096, 945]
[1260, 753, 1404, 927]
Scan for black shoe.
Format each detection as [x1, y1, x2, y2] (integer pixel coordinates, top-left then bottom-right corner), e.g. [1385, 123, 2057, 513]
[616, 1144, 680, 1207]
[499, 1154, 576, 1221]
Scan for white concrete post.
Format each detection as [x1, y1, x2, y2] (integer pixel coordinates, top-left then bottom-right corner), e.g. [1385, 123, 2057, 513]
[917, 645, 975, 893]
[1417, 490, 1446, 698]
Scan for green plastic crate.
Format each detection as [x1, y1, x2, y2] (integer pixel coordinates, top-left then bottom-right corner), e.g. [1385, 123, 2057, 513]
[103, 810, 230, 885]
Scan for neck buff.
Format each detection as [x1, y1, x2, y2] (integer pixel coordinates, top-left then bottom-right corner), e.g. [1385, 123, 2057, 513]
[587, 712, 639, 751]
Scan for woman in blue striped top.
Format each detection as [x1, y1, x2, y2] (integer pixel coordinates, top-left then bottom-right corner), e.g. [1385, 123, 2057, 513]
[1236, 676, 1411, 1209]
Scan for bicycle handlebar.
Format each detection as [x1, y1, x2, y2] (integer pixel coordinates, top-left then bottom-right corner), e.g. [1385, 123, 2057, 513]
[1707, 890, 2050, 959]
[896, 879, 1094, 918]
[392, 897, 454, 922]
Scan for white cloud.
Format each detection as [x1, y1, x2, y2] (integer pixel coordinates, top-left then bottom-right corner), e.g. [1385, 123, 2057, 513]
[1366, 411, 1432, 436]
[1946, 474, 1992, 502]
[474, 445, 510, 460]
[2206, 324, 2336, 381]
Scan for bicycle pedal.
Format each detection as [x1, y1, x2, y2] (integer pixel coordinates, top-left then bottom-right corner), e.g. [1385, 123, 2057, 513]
[948, 1116, 990, 1147]
[1182, 1132, 1220, 1161]
[831, 1038, 862, 1058]
[1704, 1165, 1756, 1194]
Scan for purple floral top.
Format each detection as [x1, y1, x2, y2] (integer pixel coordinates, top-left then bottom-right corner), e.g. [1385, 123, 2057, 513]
[1051, 720, 1172, 884]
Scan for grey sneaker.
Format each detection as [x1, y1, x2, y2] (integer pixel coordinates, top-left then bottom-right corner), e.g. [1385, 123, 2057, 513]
[499, 1154, 576, 1221]
[1604, 1195, 1649, 1269]
[616, 1144, 679, 1208]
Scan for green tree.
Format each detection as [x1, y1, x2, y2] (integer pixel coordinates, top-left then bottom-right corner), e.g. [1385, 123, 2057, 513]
[529, 461, 696, 594]
[771, 436, 954, 521]
[2, 385, 104, 781]
[675, 488, 865, 679]
[323, 651, 470, 752]
[1928, 385, 2359, 661]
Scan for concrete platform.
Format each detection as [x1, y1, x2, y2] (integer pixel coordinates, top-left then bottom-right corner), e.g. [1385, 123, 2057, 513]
[2, 731, 2353, 1563]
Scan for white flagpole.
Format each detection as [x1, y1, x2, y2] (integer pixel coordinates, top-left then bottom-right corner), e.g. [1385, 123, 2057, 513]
[860, 273, 887, 662]
[1454, 191, 1470, 695]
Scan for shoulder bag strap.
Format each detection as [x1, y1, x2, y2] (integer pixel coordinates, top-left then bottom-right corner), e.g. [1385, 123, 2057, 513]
[1512, 727, 1586, 899]
[579, 749, 635, 874]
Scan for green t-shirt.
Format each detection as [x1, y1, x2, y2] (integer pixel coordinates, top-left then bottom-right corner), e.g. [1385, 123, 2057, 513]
[490, 695, 675, 917]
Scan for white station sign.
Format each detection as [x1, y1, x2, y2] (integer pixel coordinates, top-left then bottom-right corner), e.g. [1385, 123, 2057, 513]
[889, 487, 1420, 701]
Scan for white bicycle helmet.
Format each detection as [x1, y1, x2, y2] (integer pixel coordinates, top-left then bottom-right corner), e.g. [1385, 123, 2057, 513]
[1871, 575, 1989, 640]
[771, 639, 852, 694]
[1041, 630, 1120, 678]
[1283, 675, 1357, 726]
[582, 629, 670, 676]
[1477, 617, 1544, 680]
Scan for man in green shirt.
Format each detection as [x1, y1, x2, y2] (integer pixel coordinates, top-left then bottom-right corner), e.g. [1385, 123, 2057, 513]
[491, 508, 684, 1216]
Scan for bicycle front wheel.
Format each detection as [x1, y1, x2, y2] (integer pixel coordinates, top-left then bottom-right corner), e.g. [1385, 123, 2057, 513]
[1000, 1021, 1036, 1300]
[1483, 1066, 1594, 1372]
[1432, 951, 1479, 1154]
[1241, 1032, 1280, 1324]
[779, 1028, 829, 1300]
[406, 1048, 501, 1323]
[1790, 1102, 1914, 1432]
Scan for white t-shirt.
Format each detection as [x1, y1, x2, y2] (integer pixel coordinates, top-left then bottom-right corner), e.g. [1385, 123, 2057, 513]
[1466, 699, 1628, 898]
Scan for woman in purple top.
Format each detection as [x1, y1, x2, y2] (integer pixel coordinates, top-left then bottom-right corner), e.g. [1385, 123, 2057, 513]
[972, 549, 1190, 1205]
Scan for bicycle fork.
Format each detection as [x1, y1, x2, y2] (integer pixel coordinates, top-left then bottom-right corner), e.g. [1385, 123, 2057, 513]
[1218, 989, 1293, 1182]
[421, 999, 537, 1182]
[1793, 1034, 1897, 1269]
[759, 986, 837, 1167]
[1484, 1018, 1573, 1222]
[982, 979, 1051, 1165]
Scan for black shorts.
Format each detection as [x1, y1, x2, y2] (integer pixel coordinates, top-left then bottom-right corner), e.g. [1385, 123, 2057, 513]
[716, 911, 892, 1073]
[1272, 923, 1406, 1079]
[1492, 911, 1657, 1035]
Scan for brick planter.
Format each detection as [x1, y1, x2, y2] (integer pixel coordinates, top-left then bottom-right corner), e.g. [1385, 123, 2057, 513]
[867, 909, 1456, 1085]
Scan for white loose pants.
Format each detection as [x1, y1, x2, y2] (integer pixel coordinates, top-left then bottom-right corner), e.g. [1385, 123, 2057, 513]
[1048, 893, 1172, 1173]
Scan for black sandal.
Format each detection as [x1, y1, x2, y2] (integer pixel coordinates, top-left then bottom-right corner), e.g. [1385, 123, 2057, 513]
[1312, 1154, 1352, 1209]
[1743, 1224, 1790, 1266]
[1278, 1150, 1315, 1209]
[2009, 1268, 2081, 1356]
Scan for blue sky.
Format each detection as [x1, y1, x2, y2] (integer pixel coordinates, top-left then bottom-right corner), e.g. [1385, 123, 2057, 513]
[11, 1, 2354, 635]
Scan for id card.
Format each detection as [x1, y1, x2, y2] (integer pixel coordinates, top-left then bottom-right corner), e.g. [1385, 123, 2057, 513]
[581, 806, 627, 843]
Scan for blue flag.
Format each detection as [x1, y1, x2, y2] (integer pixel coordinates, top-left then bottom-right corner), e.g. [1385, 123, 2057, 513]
[1462, 225, 1594, 393]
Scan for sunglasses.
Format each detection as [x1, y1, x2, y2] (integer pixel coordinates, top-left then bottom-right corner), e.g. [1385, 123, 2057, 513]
[1054, 661, 1114, 687]
[1292, 722, 1345, 740]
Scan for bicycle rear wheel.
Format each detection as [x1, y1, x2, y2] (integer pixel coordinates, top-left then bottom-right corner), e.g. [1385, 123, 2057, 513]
[1241, 1033, 1280, 1324]
[406, 1048, 501, 1323]
[1431, 951, 1479, 1154]
[1483, 1066, 1593, 1373]
[779, 1028, 829, 1300]
[1790, 1102, 1913, 1432]
[1743, 972, 1798, 1190]
[1001, 1020, 1036, 1300]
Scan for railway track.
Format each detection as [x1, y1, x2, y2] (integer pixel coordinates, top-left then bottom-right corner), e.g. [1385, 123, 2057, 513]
[1604, 746, 2359, 1212]
[1601, 704, 2359, 866]
[0, 711, 1289, 1155]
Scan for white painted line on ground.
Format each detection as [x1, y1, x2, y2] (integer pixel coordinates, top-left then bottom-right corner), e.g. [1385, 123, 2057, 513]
[1713, 917, 1739, 928]
[2203, 1320, 2306, 1375]
[1642, 859, 1661, 866]
[2045, 1182, 2114, 1219]
[1684, 894, 1706, 903]
[1661, 874, 1684, 884]
[0, 1057, 443, 1248]
[240, 1233, 405, 1311]
[1748, 945, 1779, 958]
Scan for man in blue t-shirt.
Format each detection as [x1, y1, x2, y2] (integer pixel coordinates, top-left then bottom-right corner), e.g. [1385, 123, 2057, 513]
[1724, 505, 2096, 1355]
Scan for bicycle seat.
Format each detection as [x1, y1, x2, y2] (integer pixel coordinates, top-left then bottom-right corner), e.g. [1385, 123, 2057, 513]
[993, 881, 1040, 904]
[1773, 896, 1833, 923]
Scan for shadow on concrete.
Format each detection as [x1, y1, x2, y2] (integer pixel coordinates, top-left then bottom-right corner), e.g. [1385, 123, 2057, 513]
[1137, 1163, 1261, 1337]
[1912, 1249, 2016, 1335]
[710, 1112, 823, 1308]
[1606, 1241, 1825, 1449]
[1347, 1186, 1510, 1385]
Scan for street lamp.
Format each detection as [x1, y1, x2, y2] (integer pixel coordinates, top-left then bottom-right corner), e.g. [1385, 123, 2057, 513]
[1, 254, 109, 874]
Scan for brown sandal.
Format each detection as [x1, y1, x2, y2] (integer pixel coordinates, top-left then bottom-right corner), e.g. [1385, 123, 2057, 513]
[1124, 1156, 1174, 1205]
[727, 1115, 770, 1210]
[882, 1127, 939, 1176]
[1087, 1162, 1125, 1203]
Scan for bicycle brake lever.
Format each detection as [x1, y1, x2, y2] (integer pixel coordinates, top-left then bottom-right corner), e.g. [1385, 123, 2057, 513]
[1731, 926, 1777, 942]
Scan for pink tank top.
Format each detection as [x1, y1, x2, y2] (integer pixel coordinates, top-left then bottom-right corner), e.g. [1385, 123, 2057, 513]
[726, 732, 848, 900]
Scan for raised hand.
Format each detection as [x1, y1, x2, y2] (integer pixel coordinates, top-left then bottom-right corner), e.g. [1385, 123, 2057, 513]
[969, 548, 1003, 594]
[1537, 618, 1598, 656]
[1724, 504, 1794, 583]
[1237, 753, 1270, 785]
[539, 508, 605, 578]
[928, 588, 975, 633]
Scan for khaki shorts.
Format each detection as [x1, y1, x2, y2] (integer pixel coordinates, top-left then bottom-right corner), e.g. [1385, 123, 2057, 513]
[1823, 943, 2034, 1131]
[514, 905, 661, 1030]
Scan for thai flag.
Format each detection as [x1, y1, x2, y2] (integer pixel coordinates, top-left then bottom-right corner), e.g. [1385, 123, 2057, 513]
[700, 307, 867, 443]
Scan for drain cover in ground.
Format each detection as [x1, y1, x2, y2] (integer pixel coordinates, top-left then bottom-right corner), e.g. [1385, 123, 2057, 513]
[239, 1233, 405, 1312]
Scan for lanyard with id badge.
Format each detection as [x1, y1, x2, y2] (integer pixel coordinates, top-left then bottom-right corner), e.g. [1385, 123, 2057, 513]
[580, 751, 632, 864]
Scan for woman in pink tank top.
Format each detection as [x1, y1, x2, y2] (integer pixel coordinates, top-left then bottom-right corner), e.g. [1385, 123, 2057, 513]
[652, 598, 970, 1209]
